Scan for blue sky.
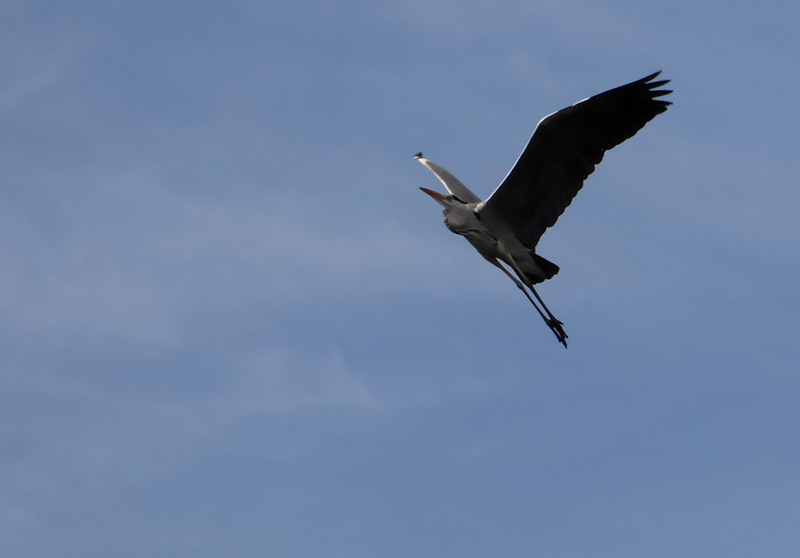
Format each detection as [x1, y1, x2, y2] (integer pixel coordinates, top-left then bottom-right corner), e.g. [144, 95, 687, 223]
[2, 1, 799, 556]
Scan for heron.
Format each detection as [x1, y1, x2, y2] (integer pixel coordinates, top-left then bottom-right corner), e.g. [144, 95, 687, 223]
[416, 72, 672, 348]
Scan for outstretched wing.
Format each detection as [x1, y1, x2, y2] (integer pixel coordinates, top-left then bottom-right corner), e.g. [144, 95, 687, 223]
[480, 72, 672, 249]
[413, 153, 481, 203]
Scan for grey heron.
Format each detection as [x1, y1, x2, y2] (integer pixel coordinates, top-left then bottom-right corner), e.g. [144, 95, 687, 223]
[416, 72, 672, 348]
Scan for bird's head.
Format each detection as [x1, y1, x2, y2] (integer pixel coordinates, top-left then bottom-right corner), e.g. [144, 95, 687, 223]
[419, 187, 475, 234]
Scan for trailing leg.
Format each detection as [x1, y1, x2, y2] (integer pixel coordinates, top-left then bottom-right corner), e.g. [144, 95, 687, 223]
[490, 259, 568, 347]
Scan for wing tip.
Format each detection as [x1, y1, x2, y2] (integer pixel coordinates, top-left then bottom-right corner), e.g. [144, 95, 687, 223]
[642, 71, 673, 109]
[641, 71, 671, 90]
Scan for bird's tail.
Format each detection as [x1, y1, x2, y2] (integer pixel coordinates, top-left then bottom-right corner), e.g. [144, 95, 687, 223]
[529, 254, 560, 284]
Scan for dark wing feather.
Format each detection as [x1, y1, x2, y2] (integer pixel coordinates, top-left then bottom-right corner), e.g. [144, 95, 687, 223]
[480, 72, 672, 250]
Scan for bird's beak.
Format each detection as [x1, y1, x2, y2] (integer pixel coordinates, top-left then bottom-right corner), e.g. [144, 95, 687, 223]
[419, 187, 446, 202]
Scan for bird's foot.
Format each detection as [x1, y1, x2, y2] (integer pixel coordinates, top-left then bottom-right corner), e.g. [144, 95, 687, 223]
[547, 318, 568, 348]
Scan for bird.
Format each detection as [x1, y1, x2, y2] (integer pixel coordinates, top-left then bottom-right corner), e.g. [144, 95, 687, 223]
[416, 72, 672, 348]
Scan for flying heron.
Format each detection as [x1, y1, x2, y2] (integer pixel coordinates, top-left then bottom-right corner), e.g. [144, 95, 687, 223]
[417, 72, 672, 348]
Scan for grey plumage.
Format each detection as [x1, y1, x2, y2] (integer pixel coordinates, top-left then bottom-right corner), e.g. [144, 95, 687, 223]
[417, 72, 672, 347]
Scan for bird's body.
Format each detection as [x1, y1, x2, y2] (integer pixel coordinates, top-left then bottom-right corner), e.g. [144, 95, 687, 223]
[417, 72, 672, 347]
[440, 200, 556, 282]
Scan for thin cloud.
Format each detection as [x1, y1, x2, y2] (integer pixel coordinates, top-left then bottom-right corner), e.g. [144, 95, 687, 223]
[1, 344, 384, 527]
